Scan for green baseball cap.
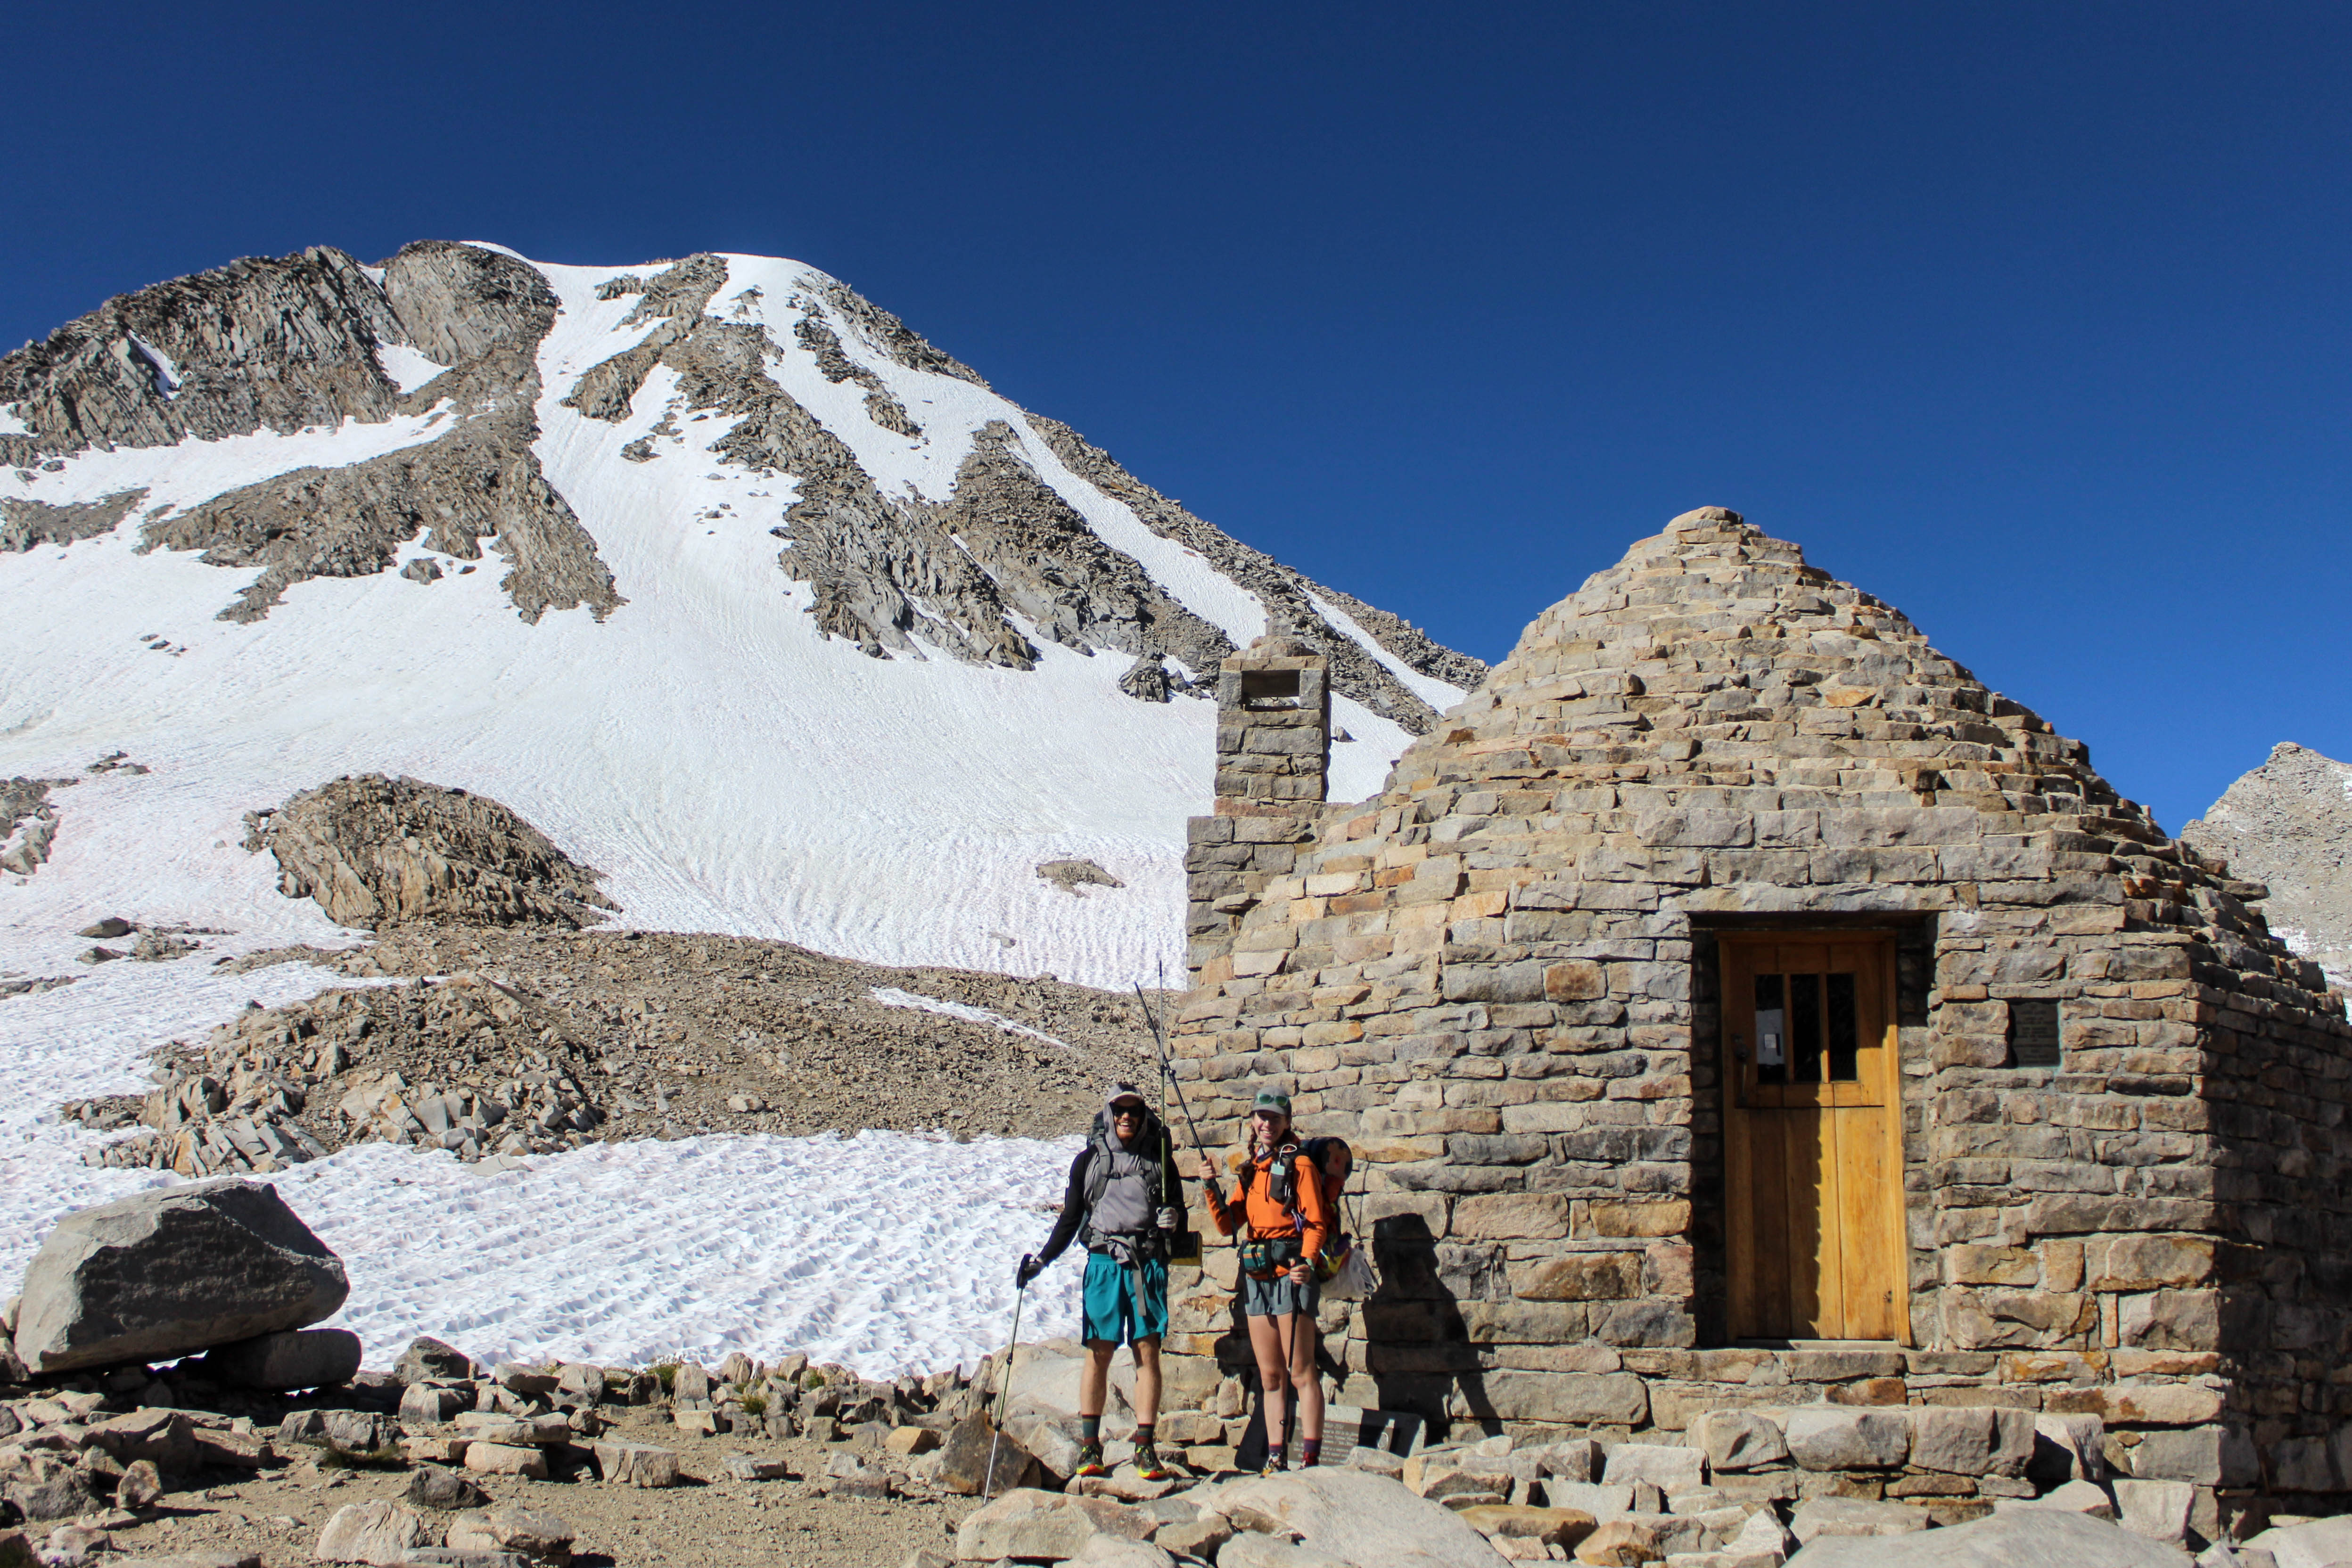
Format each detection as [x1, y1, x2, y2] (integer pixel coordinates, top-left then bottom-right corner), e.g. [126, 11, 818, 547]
[1250, 1090, 1291, 1116]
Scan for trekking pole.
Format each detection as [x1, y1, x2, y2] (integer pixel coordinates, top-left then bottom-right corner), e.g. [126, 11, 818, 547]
[1134, 979, 1209, 1156]
[983, 1276, 1027, 1498]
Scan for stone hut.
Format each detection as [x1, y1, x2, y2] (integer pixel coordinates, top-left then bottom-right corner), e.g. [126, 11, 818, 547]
[1166, 507, 2352, 1519]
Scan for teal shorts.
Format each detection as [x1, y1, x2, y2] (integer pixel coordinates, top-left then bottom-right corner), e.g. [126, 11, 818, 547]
[1081, 1251, 1168, 1346]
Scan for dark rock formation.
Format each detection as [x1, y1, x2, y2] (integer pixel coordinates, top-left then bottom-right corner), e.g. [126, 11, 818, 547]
[247, 774, 617, 929]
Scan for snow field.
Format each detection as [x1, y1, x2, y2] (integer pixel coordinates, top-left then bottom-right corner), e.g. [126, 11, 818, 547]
[0, 940, 1082, 1377]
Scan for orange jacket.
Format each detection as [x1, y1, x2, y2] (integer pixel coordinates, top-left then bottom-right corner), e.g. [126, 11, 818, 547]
[1209, 1145, 1332, 1260]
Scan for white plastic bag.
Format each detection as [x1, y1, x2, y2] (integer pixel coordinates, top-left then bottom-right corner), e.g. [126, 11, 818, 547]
[1321, 1239, 1378, 1301]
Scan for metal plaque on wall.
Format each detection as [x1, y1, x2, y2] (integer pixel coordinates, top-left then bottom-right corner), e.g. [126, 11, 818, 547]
[2009, 999, 2062, 1068]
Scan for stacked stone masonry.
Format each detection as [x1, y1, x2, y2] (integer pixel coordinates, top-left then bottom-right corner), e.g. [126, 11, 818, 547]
[1169, 508, 2352, 1529]
[1184, 637, 1332, 975]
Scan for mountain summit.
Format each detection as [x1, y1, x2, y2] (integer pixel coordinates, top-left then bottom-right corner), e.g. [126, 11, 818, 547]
[0, 243, 1479, 985]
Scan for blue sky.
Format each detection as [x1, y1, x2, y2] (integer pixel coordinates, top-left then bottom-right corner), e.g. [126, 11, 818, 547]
[4, 3, 2344, 834]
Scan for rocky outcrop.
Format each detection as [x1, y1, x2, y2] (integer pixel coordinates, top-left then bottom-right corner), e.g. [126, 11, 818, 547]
[2183, 742, 2352, 988]
[0, 777, 66, 876]
[138, 243, 620, 624]
[10, 1181, 348, 1373]
[247, 774, 617, 929]
[792, 307, 921, 437]
[807, 273, 988, 387]
[0, 489, 147, 553]
[1027, 413, 1485, 731]
[552, 254, 1480, 721]
[0, 246, 403, 463]
[0, 239, 619, 624]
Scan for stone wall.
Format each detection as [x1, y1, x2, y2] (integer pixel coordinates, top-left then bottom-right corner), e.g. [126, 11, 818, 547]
[1161, 509, 2352, 1517]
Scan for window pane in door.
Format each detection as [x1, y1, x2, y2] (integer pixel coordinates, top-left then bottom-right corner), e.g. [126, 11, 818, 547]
[1788, 972, 1823, 1084]
[1753, 973, 1786, 1084]
[1826, 972, 1860, 1081]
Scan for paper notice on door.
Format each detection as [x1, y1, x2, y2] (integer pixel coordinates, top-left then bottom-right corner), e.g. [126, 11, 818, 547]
[1756, 1008, 1785, 1067]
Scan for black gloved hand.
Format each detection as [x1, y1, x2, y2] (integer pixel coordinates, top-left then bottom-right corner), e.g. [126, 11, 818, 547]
[1014, 1253, 1042, 1289]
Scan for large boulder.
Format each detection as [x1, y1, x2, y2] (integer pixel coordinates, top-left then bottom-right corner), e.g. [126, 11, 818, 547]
[1787, 1507, 2192, 1566]
[1195, 1468, 1511, 1568]
[10, 1181, 347, 1373]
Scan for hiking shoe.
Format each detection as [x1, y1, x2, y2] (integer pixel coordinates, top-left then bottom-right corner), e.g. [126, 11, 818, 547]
[1260, 1453, 1289, 1477]
[1072, 1442, 1108, 1478]
[1132, 1441, 1169, 1482]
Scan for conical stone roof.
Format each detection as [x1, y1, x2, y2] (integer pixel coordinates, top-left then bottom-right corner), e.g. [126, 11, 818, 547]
[1167, 506, 2349, 1440]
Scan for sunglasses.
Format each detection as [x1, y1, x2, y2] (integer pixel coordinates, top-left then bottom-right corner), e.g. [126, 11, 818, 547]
[1110, 1105, 1145, 1119]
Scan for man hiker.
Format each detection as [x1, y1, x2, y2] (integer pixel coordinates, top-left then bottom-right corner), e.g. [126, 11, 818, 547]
[1015, 1081, 1185, 1479]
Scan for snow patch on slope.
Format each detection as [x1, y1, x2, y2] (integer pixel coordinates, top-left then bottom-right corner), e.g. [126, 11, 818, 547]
[373, 343, 448, 395]
[0, 944, 1080, 1375]
[0, 406, 455, 517]
[870, 986, 1075, 1052]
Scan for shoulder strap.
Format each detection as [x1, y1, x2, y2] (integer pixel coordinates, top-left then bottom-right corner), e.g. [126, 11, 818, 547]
[1081, 1138, 1110, 1211]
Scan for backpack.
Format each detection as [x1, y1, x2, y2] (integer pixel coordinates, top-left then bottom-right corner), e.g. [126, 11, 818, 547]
[1296, 1136, 1375, 1300]
[1081, 1106, 1173, 1258]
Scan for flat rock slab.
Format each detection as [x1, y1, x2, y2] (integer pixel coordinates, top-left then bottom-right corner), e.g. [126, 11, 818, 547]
[463, 1442, 550, 1479]
[12, 1180, 346, 1373]
[1787, 1508, 2193, 1567]
[444, 1502, 575, 1565]
[1198, 1467, 1511, 1568]
[1792, 1495, 1933, 1543]
[591, 1441, 679, 1488]
[2244, 1516, 2352, 1568]
[1071, 1473, 1183, 1502]
[955, 1486, 1157, 1560]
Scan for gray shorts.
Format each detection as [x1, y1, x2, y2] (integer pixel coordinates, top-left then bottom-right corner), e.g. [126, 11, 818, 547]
[1241, 1269, 1320, 1319]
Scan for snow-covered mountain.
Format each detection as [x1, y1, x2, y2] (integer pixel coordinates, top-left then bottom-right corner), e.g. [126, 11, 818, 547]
[0, 242, 1480, 987]
[2184, 742, 2352, 991]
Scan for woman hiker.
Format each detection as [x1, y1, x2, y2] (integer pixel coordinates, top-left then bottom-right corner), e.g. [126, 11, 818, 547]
[1014, 1081, 1184, 1480]
[1204, 1089, 1334, 1473]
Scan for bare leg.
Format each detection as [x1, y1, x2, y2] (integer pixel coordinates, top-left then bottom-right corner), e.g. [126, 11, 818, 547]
[1079, 1341, 1114, 1418]
[1290, 1316, 1324, 1442]
[1246, 1313, 1288, 1459]
[1132, 1337, 1162, 1427]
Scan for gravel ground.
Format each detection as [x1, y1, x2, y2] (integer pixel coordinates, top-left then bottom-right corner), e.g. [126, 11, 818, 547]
[88, 1405, 985, 1568]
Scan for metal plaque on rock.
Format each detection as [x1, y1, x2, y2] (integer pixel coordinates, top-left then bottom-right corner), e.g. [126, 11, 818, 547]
[2009, 999, 2062, 1068]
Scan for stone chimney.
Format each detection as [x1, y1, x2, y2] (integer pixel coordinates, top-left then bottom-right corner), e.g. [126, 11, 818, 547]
[1183, 635, 1330, 984]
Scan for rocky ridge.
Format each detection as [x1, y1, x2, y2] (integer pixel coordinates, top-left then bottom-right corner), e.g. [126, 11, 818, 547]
[1, 241, 1478, 730]
[2184, 742, 2352, 990]
[72, 922, 1172, 1174]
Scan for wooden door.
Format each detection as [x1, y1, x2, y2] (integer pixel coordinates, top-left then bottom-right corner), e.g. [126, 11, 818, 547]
[1721, 933, 1909, 1342]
